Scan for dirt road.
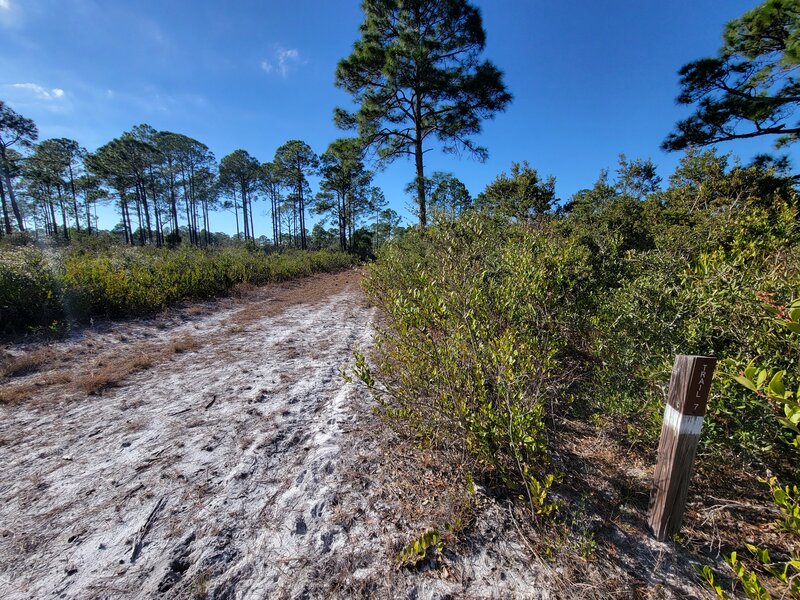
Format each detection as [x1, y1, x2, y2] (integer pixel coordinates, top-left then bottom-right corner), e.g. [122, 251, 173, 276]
[0, 271, 390, 599]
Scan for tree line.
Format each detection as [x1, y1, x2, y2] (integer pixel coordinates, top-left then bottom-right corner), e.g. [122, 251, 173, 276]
[3, 0, 797, 249]
[0, 104, 402, 252]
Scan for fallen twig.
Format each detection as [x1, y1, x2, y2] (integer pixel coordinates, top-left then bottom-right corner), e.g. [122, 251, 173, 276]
[130, 496, 166, 563]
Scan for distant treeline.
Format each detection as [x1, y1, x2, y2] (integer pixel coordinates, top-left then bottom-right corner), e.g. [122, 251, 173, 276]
[0, 103, 402, 253]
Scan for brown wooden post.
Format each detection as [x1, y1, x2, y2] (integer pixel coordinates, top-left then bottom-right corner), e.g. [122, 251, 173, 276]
[648, 355, 716, 541]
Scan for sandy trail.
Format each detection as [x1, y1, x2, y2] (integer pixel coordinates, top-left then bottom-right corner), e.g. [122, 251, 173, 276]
[0, 271, 378, 599]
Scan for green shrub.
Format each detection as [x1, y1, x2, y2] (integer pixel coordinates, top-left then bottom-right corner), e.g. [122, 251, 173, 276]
[359, 153, 799, 518]
[62, 246, 354, 317]
[359, 214, 593, 513]
[0, 247, 62, 334]
[701, 301, 800, 599]
[590, 204, 800, 457]
[0, 244, 354, 332]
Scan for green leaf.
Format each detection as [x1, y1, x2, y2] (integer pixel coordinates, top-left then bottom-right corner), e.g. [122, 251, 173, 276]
[769, 371, 786, 397]
[784, 321, 800, 334]
[756, 369, 768, 388]
[734, 375, 758, 392]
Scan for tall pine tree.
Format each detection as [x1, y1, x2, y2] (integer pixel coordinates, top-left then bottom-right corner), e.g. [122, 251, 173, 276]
[335, 0, 511, 227]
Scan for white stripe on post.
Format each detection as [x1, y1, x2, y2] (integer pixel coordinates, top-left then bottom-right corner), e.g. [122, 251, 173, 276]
[662, 404, 704, 437]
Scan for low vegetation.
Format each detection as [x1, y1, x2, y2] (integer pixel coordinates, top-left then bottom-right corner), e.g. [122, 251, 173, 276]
[0, 241, 354, 334]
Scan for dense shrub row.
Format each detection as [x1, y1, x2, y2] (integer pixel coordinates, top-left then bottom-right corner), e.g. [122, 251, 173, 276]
[359, 149, 800, 514]
[0, 244, 354, 333]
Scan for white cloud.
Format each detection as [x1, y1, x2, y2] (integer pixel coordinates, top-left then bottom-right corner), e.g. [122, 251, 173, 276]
[9, 83, 67, 100]
[260, 47, 302, 77]
[0, 0, 18, 28]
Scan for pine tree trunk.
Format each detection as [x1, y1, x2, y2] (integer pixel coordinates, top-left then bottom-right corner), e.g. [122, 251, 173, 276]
[138, 181, 153, 244]
[169, 177, 179, 235]
[192, 199, 199, 246]
[233, 190, 240, 240]
[149, 173, 161, 246]
[57, 185, 70, 241]
[42, 204, 51, 237]
[183, 189, 193, 245]
[135, 196, 145, 246]
[276, 202, 282, 248]
[414, 136, 426, 228]
[241, 182, 249, 241]
[272, 193, 279, 248]
[0, 176, 12, 234]
[68, 164, 81, 232]
[249, 196, 255, 242]
[339, 192, 346, 251]
[154, 199, 163, 247]
[85, 193, 92, 233]
[49, 194, 59, 239]
[1, 156, 25, 232]
[297, 174, 306, 250]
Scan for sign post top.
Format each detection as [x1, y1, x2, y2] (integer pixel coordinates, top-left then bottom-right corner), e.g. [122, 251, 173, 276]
[666, 355, 716, 417]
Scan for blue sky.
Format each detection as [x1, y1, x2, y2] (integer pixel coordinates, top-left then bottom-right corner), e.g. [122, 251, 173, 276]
[0, 0, 788, 235]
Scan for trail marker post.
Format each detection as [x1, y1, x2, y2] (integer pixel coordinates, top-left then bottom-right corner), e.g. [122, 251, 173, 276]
[648, 355, 716, 542]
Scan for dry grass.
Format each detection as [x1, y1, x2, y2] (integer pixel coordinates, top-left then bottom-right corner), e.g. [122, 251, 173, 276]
[39, 371, 73, 385]
[0, 347, 57, 378]
[53, 333, 201, 397]
[185, 304, 210, 316]
[229, 269, 361, 326]
[74, 351, 156, 396]
[0, 270, 362, 407]
[0, 384, 37, 405]
[167, 336, 202, 355]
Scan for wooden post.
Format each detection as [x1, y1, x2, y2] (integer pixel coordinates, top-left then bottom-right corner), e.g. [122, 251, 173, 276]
[648, 355, 716, 541]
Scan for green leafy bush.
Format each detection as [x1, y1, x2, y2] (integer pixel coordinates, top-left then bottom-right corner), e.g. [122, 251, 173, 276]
[0, 247, 62, 335]
[359, 214, 593, 513]
[0, 244, 354, 332]
[589, 204, 800, 456]
[701, 300, 800, 599]
[360, 149, 799, 520]
[62, 246, 354, 317]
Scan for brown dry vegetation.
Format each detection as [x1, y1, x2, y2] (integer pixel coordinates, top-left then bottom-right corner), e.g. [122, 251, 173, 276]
[0, 347, 57, 378]
[74, 350, 156, 395]
[166, 336, 202, 355]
